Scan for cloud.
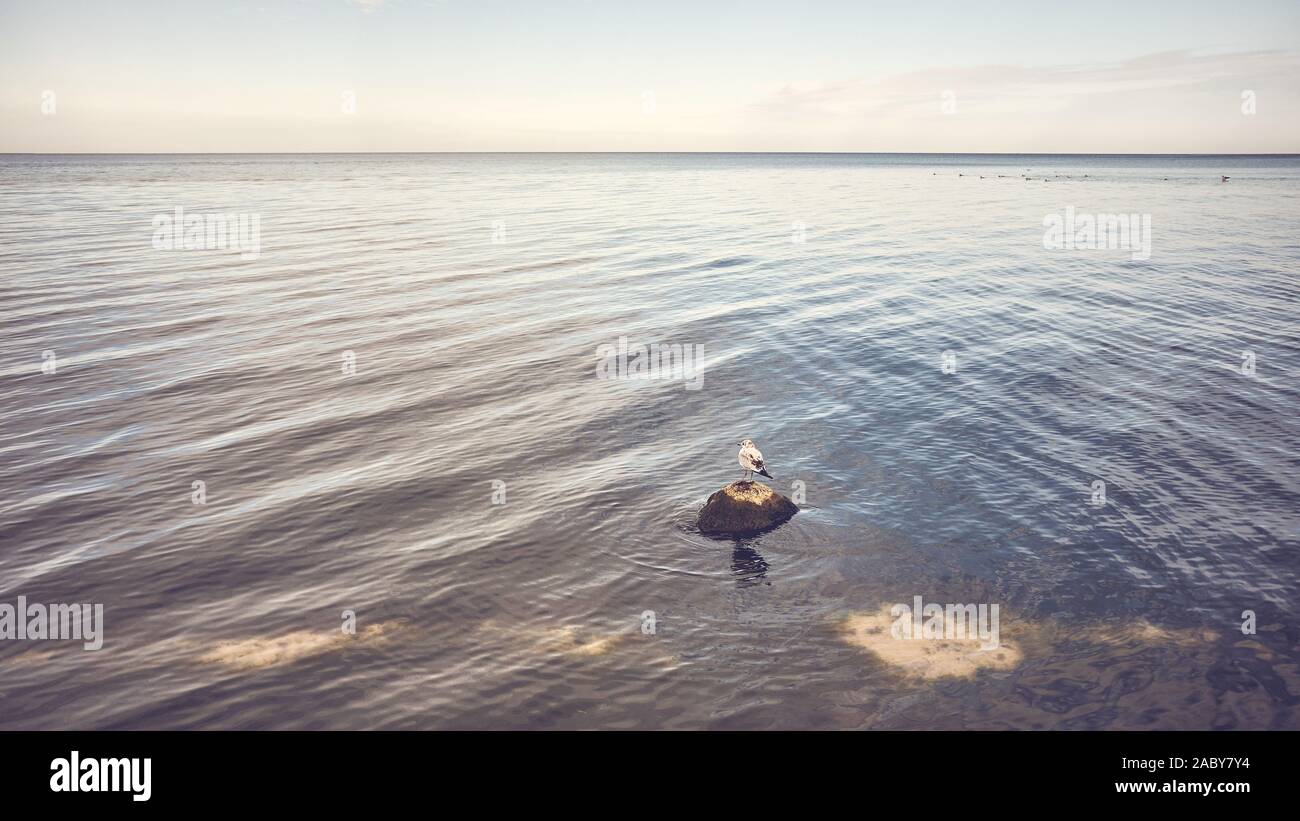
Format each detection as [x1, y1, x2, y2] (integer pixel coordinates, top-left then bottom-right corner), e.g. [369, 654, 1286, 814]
[747, 48, 1300, 151]
[755, 49, 1300, 120]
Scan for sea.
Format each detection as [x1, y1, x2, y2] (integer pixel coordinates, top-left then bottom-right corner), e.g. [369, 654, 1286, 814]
[0, 152, 1297, 729]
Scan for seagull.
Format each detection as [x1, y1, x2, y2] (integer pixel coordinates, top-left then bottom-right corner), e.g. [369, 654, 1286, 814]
[1221, 175, 1230, 183]
[736, 439, 773, 481]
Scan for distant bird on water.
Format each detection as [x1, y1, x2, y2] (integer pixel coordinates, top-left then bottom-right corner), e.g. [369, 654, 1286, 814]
[1221, 175, 1231, 183]
[736, 439, 773, 481]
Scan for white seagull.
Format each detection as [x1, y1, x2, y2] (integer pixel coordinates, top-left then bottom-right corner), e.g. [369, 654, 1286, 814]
[736, 439, 773, 481]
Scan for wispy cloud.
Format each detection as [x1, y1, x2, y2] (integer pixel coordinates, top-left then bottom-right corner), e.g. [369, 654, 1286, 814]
[346, 0, 389, 12]
[755, 49, 1300, 120]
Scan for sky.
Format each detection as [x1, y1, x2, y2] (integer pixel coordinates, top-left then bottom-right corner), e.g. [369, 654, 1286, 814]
[1, 0, 1298, 152]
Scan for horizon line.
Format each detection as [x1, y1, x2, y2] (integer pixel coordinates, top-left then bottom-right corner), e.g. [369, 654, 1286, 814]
[3, 151, 1299, 157]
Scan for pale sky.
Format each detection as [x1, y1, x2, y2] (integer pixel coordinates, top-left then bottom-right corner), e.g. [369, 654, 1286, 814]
[1, 0, 1298, 152]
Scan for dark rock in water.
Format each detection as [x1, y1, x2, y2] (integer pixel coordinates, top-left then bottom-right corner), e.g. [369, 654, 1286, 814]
[697, 480, 798, 536]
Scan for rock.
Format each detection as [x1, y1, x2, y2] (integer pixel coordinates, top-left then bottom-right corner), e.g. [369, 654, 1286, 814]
[697, 480, 798, 536]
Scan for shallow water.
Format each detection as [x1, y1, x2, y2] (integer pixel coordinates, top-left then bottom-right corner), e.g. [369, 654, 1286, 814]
[0, 153, 1297, 729]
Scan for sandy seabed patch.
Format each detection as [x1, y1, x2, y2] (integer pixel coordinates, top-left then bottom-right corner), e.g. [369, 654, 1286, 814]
[199, 621, 402, 671]
[838, 604, 1227, 682]
[472, 619, 680, 668]
[839, 606, 1023, 679]
[475, 620, 631, 659]
[531, 625, 628, 658]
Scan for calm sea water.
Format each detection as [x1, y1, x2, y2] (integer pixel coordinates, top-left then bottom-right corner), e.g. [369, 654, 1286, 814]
[1, 153, 1297, 729]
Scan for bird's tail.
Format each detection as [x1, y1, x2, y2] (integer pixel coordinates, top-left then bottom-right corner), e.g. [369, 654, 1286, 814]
[758, 468, 773, 479]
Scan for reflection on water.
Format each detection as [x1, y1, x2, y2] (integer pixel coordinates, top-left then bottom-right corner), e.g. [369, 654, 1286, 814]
[0, 153, 1297, 729]
[730, 542, 770, 587]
